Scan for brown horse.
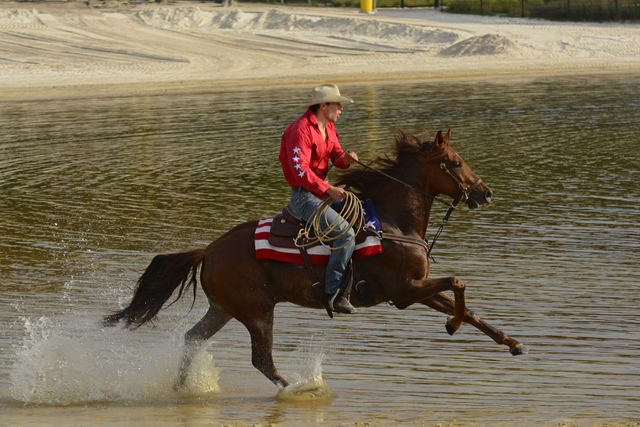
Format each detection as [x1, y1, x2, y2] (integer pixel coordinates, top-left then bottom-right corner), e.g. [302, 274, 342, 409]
[104, 129, 527, 390]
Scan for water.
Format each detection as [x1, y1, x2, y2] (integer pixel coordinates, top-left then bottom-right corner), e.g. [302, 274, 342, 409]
[1, 73, 639, 426]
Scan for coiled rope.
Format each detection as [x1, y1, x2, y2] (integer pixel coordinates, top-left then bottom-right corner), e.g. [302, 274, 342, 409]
[295, 190, 363, 251]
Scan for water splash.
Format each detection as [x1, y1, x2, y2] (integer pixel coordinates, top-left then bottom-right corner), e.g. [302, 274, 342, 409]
[276, 377, 334, 401]
[9, 316, 220, 405]
[276, 341, 334, 401]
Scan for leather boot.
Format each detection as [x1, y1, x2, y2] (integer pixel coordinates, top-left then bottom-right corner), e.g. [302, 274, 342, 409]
[328, 264, 358, 314]
[329, 291, 358, 314]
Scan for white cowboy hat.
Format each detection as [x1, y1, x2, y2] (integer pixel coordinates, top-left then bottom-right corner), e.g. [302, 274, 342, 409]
[302, 83, 354, 108]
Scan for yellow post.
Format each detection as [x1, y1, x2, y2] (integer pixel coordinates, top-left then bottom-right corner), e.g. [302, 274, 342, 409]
[360, 0, 373, 13]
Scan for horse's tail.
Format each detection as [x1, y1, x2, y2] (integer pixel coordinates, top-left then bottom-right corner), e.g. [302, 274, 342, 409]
[103, 249, 207, 329]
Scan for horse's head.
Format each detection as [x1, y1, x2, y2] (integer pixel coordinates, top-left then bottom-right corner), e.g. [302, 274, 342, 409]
[335, 129, 492, 210]
[426, 129, 493, 209]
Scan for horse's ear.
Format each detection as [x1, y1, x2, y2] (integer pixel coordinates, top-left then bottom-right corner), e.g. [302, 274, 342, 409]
[444, 128, 451, 144]
[434, 130, 444, 147]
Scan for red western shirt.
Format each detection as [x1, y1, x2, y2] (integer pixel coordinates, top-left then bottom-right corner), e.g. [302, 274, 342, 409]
[279, 108, 349, 199]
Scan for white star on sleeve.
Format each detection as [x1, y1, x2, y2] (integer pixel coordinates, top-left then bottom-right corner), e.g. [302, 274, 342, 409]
[292, 155, 300, 163]
[294, 163, 302, 170]
[298, 170, 306, 178]
[292, 146, 301, 155]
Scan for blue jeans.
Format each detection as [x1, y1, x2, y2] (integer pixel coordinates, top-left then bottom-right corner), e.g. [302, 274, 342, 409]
[289, 190, 356, 294]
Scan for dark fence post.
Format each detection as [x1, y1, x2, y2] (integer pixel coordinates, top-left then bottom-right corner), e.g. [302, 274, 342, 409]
[480, 0, 483, 15]
[521, 0, 524, 17]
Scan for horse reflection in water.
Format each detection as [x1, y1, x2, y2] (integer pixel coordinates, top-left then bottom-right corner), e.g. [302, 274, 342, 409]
[104, 129, 528, 391]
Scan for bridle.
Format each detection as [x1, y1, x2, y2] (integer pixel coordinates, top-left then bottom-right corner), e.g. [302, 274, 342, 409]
[352, 157, 484, 262]
[427, 161, 483, 261]
[439, 161, 484, 206]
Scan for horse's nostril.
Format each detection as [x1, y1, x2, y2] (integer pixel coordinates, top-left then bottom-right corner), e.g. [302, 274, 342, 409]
[485, 189, 493, 203]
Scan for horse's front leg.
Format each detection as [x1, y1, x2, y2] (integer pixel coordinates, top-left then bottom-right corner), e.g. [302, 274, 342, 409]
[391, 276, 467, 333]
[422, 292, 528, 356]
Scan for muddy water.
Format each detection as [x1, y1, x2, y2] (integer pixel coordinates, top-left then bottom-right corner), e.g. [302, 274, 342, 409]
[1, 73, 639, 426]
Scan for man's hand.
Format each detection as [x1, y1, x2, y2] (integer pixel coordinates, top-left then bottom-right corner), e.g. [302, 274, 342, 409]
[343, 151, 359, 166]
[326, 185, 346, 200]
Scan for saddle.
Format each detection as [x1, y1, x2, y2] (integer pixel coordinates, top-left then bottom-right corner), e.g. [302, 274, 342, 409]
[268, 205, 366, 250]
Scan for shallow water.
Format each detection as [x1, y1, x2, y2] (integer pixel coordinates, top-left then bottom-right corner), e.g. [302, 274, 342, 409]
[1, 73, 639, 426]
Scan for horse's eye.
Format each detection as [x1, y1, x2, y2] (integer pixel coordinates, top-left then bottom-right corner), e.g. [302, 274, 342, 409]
[454, 162, 462, 168]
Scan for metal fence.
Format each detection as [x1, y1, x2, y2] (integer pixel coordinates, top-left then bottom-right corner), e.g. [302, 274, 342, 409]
[225, 0, 639, 21]
[444, 0, 640, 20]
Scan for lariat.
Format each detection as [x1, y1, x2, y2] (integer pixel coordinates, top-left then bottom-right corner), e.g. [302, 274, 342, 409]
[295, 191, 363, 250]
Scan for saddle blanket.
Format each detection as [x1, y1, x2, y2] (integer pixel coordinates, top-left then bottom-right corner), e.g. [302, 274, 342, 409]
[255, 199, 382, 265]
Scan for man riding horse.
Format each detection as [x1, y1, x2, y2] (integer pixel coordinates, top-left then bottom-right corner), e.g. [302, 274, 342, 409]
[105, 86, 528, 391]
[278, 84, 359, 314]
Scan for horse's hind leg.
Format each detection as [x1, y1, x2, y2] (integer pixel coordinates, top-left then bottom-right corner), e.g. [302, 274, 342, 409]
[238, 306, 289, 389]
[421, 292, 528, 356]
[174, 299, 232, 390]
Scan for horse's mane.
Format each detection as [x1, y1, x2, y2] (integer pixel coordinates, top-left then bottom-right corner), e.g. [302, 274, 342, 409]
[335, 130, 448, 200]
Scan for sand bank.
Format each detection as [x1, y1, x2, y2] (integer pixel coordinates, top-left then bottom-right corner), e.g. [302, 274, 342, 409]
[1, 1, 640, 99]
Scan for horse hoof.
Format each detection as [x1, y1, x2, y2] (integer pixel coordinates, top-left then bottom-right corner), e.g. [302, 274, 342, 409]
[510, 343, 529, 356]
[445, 316, 457, 336]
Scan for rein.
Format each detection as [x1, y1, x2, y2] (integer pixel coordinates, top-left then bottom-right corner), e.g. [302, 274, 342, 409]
[352, 159, 452, 208]
[352, 158, 482, 262]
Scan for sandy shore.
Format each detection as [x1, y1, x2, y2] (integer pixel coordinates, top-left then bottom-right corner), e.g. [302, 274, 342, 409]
[1, 0, 640, 99]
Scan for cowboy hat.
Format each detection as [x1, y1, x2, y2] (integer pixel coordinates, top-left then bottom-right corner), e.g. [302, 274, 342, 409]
[302, 84, 354, 108]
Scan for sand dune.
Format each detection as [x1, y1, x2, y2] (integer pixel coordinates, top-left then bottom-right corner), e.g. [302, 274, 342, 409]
[1, 1, 639, 98]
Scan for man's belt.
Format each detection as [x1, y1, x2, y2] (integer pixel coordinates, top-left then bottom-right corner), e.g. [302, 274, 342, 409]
[291, 186, 310, 192]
